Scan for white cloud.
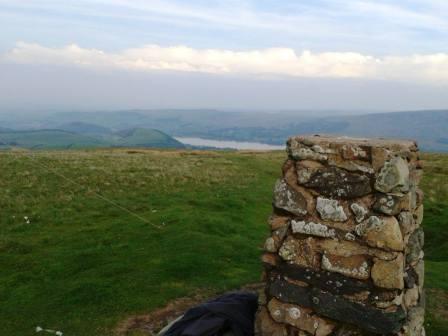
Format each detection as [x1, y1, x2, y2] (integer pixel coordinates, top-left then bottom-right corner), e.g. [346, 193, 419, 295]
[3, 42, 448, 83]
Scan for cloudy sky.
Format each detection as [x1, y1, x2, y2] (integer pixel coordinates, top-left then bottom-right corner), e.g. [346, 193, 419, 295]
[1, 0, 448, 112]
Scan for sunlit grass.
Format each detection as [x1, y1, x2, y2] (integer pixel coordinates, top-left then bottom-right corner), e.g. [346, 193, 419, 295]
[0, 149, 446, 335]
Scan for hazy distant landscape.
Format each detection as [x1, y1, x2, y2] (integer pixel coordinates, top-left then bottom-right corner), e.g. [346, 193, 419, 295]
[0, 109, 447, 151]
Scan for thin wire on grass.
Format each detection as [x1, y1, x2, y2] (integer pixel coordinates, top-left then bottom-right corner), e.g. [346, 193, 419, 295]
[7, 149, 163, 229]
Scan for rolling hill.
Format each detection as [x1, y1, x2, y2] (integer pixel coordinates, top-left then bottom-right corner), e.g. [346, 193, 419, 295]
[1, 109, 447, 151]
[56, 121, 112, 135]
[0, 128, 185, 149]
[14, 109, 447, 152]
[113, 128, 185, 148]
[0, 129, 107, 149]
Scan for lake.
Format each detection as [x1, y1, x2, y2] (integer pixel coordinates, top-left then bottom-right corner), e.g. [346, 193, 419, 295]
[175, 137, 285, 150]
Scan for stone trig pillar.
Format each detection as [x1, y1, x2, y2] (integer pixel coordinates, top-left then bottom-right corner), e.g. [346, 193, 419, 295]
[256, 135, 424, 336]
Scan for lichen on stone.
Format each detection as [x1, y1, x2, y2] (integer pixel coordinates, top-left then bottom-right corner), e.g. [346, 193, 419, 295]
[316, 197, 348, 222]
[375, 156, 410, 193]
[273, 179, 308, 216]
[350, 203, 368, 223]
[291, 220, 336, 238]
[321, 254, 370, 280]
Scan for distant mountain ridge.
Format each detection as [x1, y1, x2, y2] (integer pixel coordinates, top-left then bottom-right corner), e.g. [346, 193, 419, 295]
[0, 127, 185, 150]
[57, 121, 111, 135]
[0, 109, 447, 151]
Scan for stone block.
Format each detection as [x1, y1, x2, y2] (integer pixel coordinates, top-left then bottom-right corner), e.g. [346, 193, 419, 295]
[375, 157, 410, 193]
[371, 254, 405, 289]
[269, 215, 290, 231]
[316, 197, 348, 221]
[277, 263, 371, 295]
[287, 138, 328, 162]
[341, 144, 370, 161]
[350, 202, 369, 223]
[257, 135, 423, 336]
[398, 212, 416, 238]
[273, 179, 308, 216]
[265, 227, 289, 252]
[413, 205, 424, 227]
[262, 253, 281, 267]
[267, 298, 336, 336]
[255, 307, 288, 336]
[373, 193, 403, 215]
[278, 236, 321, 269]
[321, 254, 370, 280]
[303, 167, 372, 199]
[291, 220, 336, 238]
[356, 216, 404, 251]
[406, 229, 424, 265]
[317, 238, 398, 260]
[401, 307, 425, 336]
[328, 156, 374, 174]
[403, 286, 420, 308]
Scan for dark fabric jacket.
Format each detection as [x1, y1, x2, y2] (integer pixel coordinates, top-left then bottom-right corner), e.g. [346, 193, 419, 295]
[163, 292, 258, 336]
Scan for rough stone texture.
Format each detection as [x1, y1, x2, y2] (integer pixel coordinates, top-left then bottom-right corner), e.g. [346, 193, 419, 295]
[269, 215, 290, 231]
[277, 263, 371, 295]
[414, 205, 424, 227]
[406, 228, 424, 265]
[273, 179, 308, 216]
[356, 216, 404, 251]
[375, 156, 410, 193]
[403, 286, 420, 308]
[303, 167, 372, 199]
[371, 254, 405, 289]
[321, 254, 370, 280]
[402, 307, 425, 336]
[398, 212, 416, 238]
[257, 135, 424, 336]
[255, 307, 288, 336]
[373, 193, 403, 215]
[350, 203, 369, 223]
[316, 197, 348, 221]
[267, 298, 336, 336]
[291, 220, 336, 238]
[278, 236, 321, 269]
[317, 237, 398, 261]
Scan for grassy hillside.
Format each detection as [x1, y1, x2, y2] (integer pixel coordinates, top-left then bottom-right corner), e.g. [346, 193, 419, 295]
[114, 128, 185, 148]
[0, 149, 446, 335]
[57, 122, 112, 135]
[0, 128, 184, 149]
[0, 129, 107, 149]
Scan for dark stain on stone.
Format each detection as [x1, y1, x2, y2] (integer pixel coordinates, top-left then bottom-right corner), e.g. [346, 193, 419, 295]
[303, 167, 372, 199]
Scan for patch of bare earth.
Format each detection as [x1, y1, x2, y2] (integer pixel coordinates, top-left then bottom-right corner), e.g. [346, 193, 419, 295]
[115, 284, 263, 336]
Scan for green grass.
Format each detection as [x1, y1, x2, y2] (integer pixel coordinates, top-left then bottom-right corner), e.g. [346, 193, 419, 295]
[0, 129, 108, 149]
[113, 128, 184, 148]
[419, 153, 448, 335]
[0, 149, 284, 335]
[0, 128, 183, 149]
[0, 149, 446, 335]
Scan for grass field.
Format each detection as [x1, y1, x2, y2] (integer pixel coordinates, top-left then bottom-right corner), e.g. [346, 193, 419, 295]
[0, 149, 446, 335]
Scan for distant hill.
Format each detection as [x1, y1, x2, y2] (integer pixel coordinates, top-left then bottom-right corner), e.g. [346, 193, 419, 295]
[0, 128, 185, 149]
[1, 109, 447, 151]
[113, 128, 185, 148]
[322, 110, 448, 152]
[56, 122, 111, 135]
[0, 129, 107, 149]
